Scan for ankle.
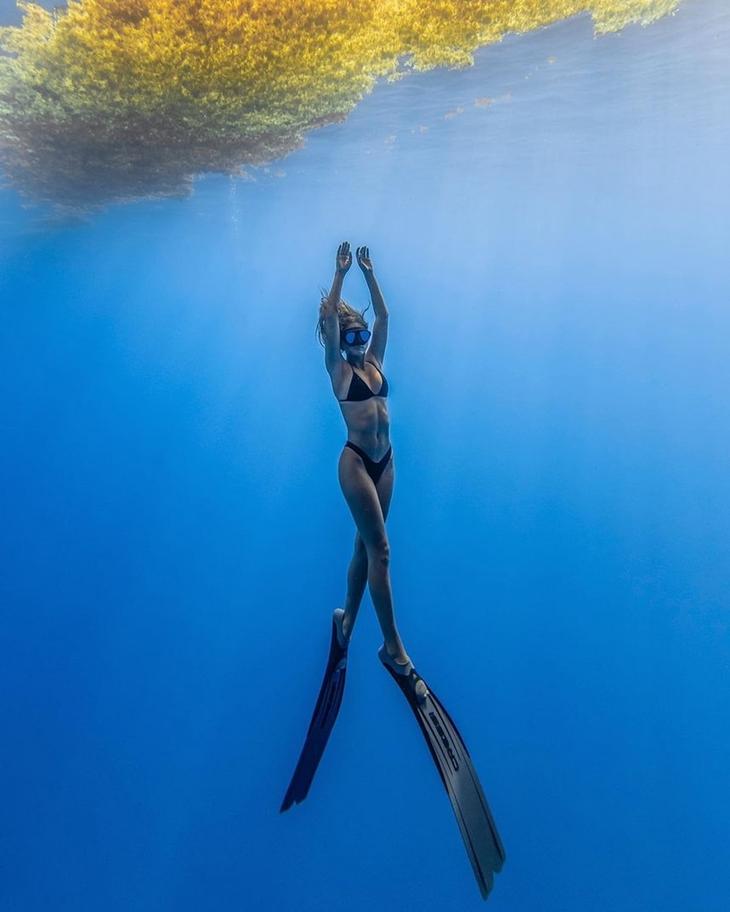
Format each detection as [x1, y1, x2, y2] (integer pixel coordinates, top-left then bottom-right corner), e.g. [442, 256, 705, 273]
[384, 639, 408, 661]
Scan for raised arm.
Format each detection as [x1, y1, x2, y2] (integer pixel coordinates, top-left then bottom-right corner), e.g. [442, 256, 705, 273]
[356, 245, 389, 367]
[321, 241, 352, 374]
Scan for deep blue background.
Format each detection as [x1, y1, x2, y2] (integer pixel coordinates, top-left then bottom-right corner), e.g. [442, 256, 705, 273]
[2, 1, 729, 909]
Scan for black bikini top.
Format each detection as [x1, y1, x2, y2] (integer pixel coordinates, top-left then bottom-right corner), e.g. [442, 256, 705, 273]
[338, 360, 389, 402]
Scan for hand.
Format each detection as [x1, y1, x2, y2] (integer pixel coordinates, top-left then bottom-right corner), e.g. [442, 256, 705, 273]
[336, 240, 352, 275]
[356, 245, 374, 275]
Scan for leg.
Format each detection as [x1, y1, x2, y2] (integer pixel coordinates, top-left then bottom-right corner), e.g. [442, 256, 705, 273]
[342, 455, 395, 639]
[341, 532, 367, 639]
[338, 448, 407, 661]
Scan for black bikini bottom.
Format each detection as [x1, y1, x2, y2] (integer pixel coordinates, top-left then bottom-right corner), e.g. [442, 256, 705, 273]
[344, 441, 393, 485]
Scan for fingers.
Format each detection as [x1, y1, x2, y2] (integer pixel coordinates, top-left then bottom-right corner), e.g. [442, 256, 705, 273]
[338, 240, 376, 276]
[355, 246, 372, 273]
[337, 240, 352, 271]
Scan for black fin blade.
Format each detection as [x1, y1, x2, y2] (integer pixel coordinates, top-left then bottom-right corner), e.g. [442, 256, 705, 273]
[381, 659, 505, 899]
[280, 622, 348, 812]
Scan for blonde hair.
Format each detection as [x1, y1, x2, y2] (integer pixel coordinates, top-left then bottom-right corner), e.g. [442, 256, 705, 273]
[315, 287, 371, 349]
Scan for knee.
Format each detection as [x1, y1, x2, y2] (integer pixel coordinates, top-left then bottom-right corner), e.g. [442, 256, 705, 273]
[367, 536, 390, 567]
[354, 533, 367, 558]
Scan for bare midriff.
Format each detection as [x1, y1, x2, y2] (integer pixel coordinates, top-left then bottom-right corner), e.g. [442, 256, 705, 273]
[339, 397, 390, 461]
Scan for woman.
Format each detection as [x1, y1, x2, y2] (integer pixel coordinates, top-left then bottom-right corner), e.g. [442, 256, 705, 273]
[316, 239, 409, 668]
[280, 240, 407, 811]
[281, 242, 504, 901]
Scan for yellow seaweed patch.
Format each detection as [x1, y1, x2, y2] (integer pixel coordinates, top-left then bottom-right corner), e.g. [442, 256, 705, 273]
[0, 0, 679, 208]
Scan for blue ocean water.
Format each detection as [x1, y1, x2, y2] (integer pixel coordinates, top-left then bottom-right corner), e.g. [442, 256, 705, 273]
[1, 1, 729, 909]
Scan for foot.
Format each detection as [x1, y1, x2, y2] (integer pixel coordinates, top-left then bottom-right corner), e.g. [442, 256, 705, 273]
[333, 608, 351, 649]
[378, 643, 413, 676]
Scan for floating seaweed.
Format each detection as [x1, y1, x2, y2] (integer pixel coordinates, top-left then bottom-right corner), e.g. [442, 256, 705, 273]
[0, 0, 679, 210]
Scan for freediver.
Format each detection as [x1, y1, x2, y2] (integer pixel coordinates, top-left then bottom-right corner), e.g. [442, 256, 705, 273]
[280, 241, 505, 900]
[319, 240, 405, 664]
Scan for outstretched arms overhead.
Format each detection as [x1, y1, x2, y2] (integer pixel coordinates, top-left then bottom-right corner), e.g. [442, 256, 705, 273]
[356, 245, 389, 367]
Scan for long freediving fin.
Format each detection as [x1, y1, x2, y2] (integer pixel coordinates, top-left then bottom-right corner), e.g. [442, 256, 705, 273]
[280, 610, 349, 812]
[379, 647, 505, 900]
